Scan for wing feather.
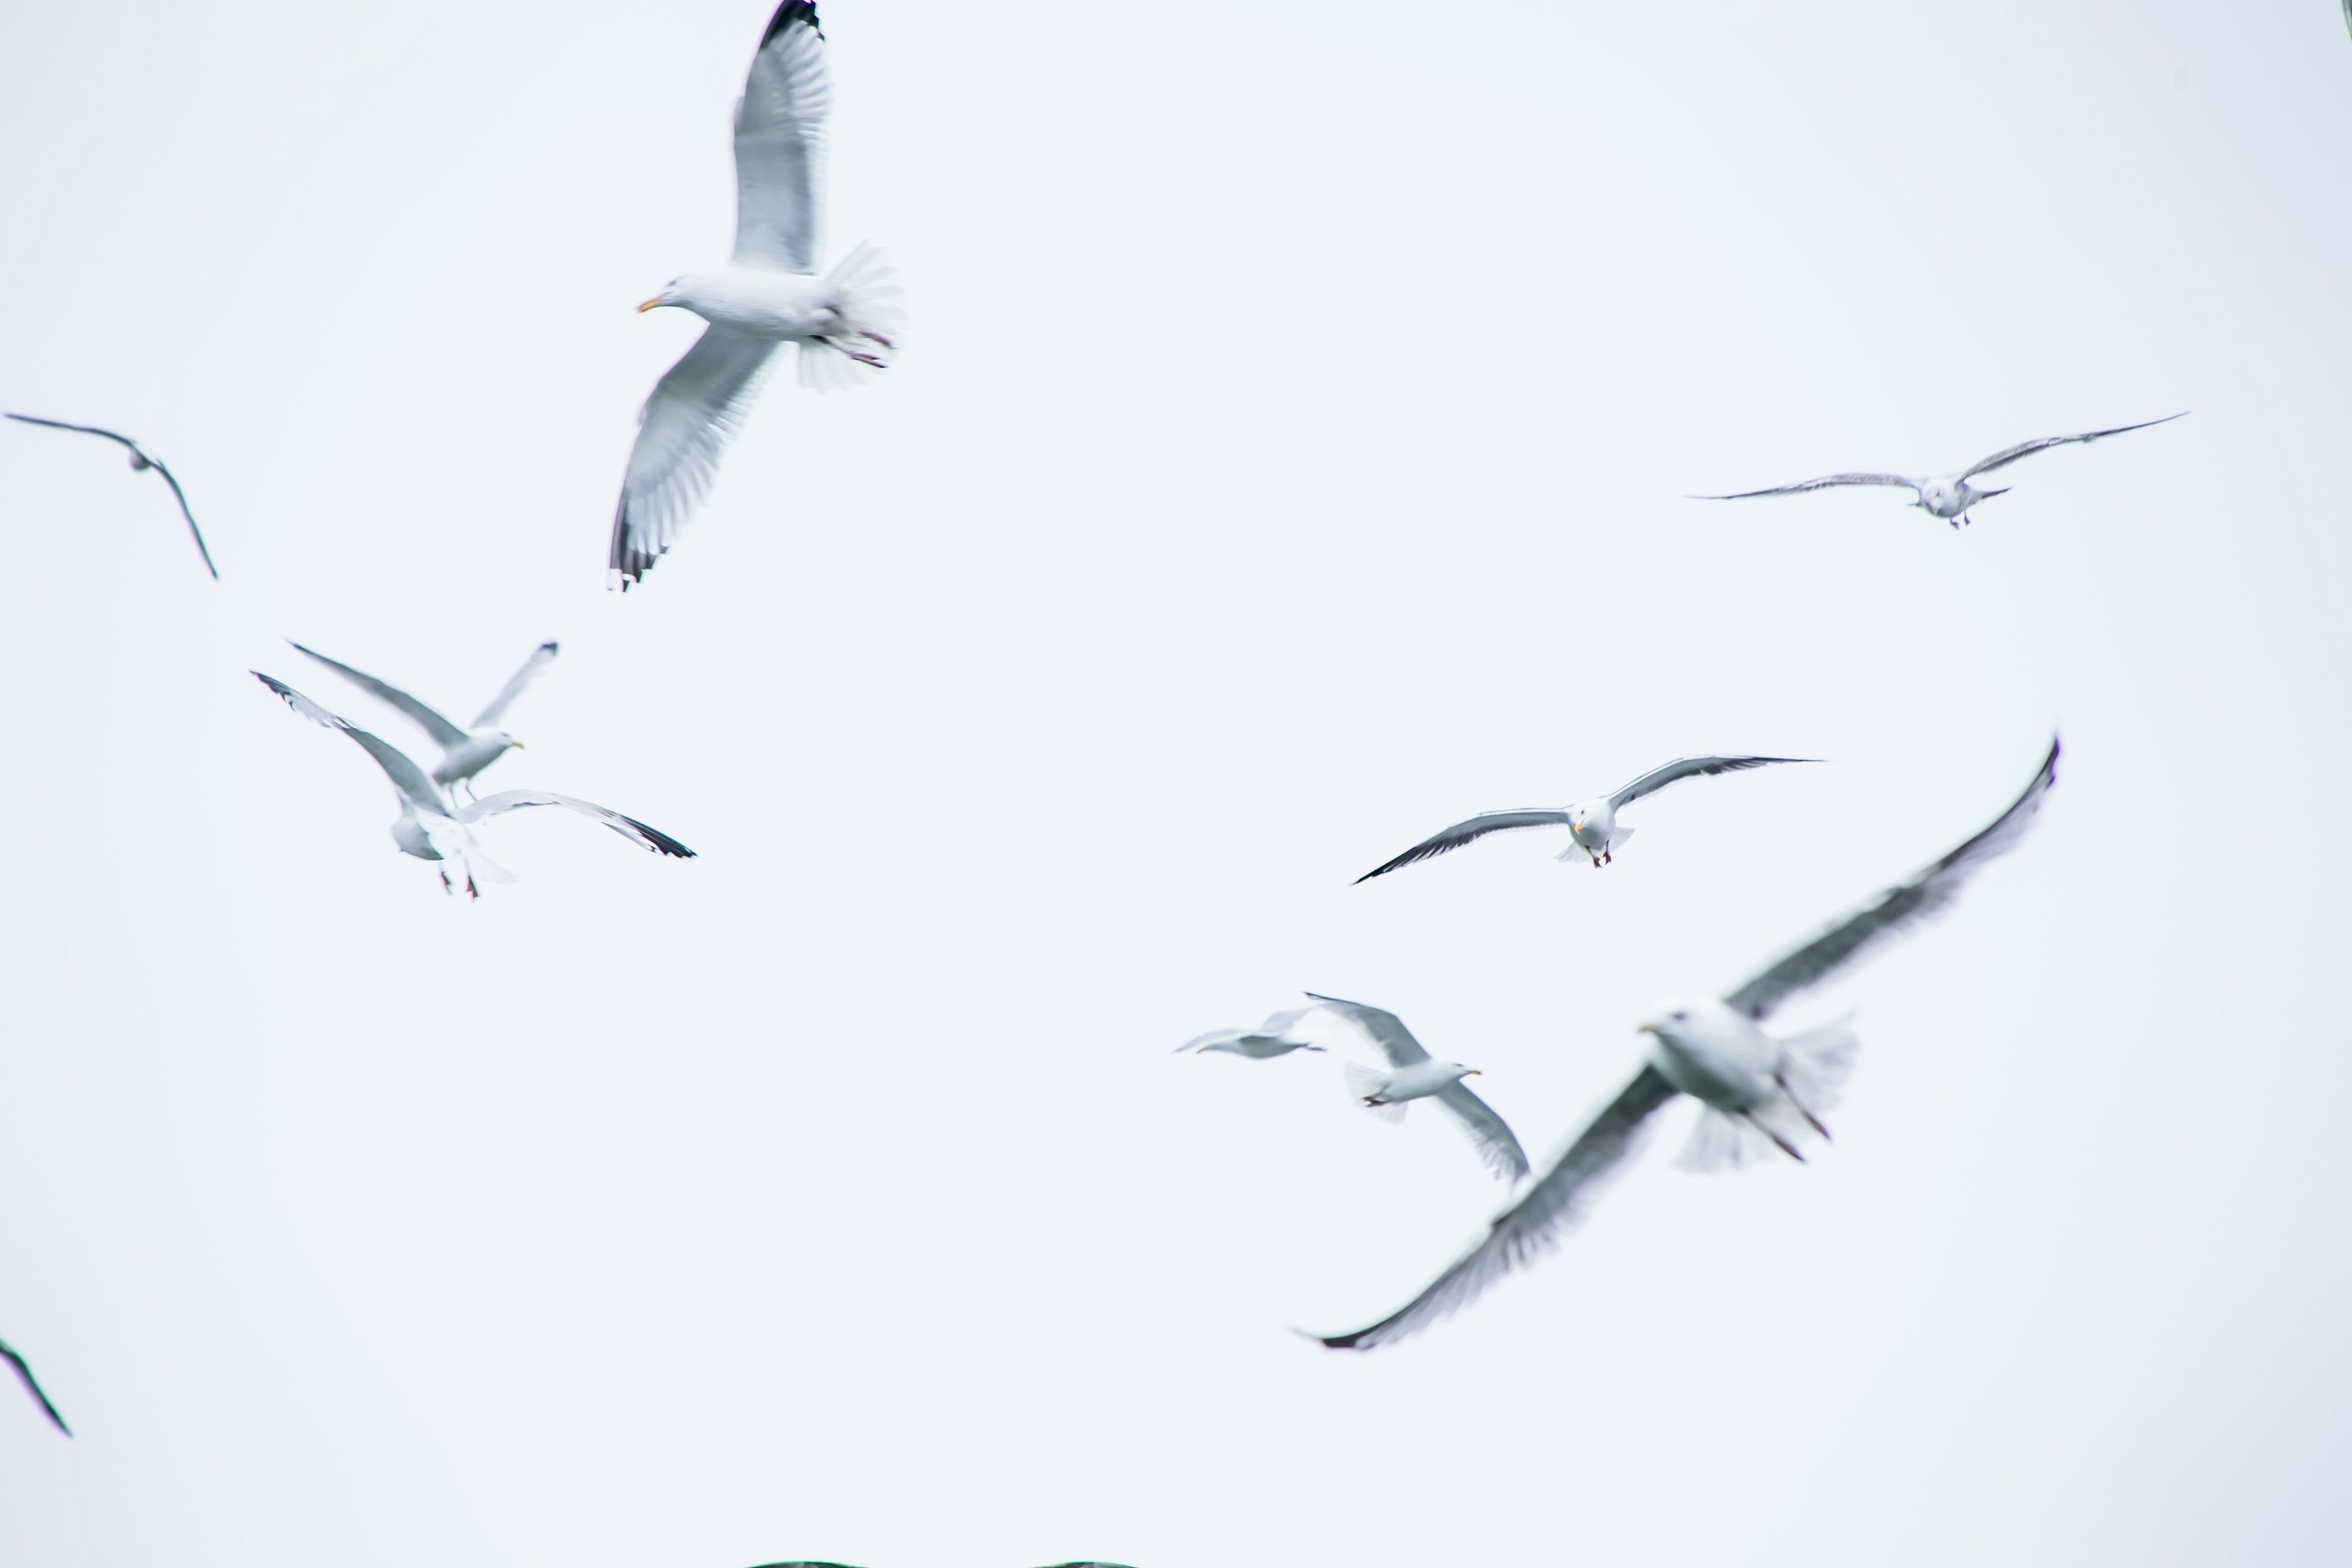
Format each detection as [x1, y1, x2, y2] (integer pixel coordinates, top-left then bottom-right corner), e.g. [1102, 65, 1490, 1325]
[290, 643, 469, 750]
[253, 672, 445, 811]
[1353, 810, 1574, 883]
[1432, 1080, 1532, 1183]
[1959, 413, 2187, 480]
[459, 790, 696, 858]
[732, 1, 833, 273]
[471, 642, 559, 729]
[1692, 472, 1919, 500]
[1, 1337, 70, 1436]
[1301, 993, 1431, 1067]
[608, 326, 782, 586]
[1608, 754, 1817, 810]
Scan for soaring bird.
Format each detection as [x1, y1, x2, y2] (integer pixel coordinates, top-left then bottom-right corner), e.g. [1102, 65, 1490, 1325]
[1174, 1005, 1325, 1060]
[1692, 413, 2184, 528]
[290, 640, 557, 800]
[1307, 993, 1531, 1185]
[1313, 737, 2059, 1351]
[610, 1, 904, 587]
[2, 1335, 70, 1436]
[254, 673, 693, 898]
[1356, 755, 1814, 881]
[5, 412, 219, 578]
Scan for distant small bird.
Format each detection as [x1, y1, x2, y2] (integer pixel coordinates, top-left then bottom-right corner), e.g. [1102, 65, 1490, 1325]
[1308, 993, 1530, 1184]
[1356, 755, 1814, 881]
[5, 412, 219, 578]
[1, 1335, 70, 1436]
[1174, 1005, 1325, 1059]
[1692, 413, 2184, 528]
[254, 673, 693, 898]
[1312, 736, 2059, 1351]
[292, 639, 557, 800]
[611, 1, 904, 587]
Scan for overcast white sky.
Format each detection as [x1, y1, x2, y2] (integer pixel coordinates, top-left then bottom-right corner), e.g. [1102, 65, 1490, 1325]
[3, 1, 2349, 1564]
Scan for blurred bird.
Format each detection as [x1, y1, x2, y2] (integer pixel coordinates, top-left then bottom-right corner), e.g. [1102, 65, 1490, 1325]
[1307, 993, 1530, 1184]
[254, 673, 693, 898]
[2, 1335, 70, 1436]
[1313, 736, 2059, 1350]
[1692, 413, 2184, 528]
[5, 412, 219, 578]
[1174, 1005, 1324, 1059]
[291, 639, 557, 800]
[611, 1, 905, 587]
[1357, 755, 1814, 881]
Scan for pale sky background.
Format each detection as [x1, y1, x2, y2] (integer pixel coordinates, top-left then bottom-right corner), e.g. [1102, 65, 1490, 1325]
[2, 1, 2348, 1564]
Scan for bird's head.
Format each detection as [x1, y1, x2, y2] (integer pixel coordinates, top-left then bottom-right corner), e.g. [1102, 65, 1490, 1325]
[637, 277, 691, 313]
[1918, 480, 1956, 512]
[1438, 1061, 1481, 1082]
[1636, 1003, 1702, 1047]
[494, 730, 524, 753]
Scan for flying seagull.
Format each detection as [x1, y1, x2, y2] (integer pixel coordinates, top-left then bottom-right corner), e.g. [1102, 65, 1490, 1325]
[610, 0, 905, 588]
[1313, 736, 2059, 1350]
[255, 673, 693, 897]
[1174, 1005, 1324, 1059]
[1, 1335, 70, 1436]
[1308, 993, 1531, 1184]
[1357, 755, 1815, 881]
[5, 412, 219, 578]
[291, 639, 556, 799]
[1692, 413, 2184, 528]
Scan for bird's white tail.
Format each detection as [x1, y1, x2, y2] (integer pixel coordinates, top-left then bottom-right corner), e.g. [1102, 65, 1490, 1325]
[799, 241, 906, 390]
[1676, 1107, 1781, 1172]
[1344, 1062, 1408, 1123]
[1777, 1012, 1860, 1117]
[1675, 1013, 1861, 1174]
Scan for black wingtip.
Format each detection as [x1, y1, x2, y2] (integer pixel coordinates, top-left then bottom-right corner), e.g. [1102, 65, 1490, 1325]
[624, 816, 697, 859]
[761, 0, 823, 46]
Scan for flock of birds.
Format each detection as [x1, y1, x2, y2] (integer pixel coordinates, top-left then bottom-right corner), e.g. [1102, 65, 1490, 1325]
[3, 1, 2196, 1560]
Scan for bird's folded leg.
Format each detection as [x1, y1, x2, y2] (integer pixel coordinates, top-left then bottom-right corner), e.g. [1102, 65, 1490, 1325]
[1742, 1110, 1806, 1162]
[1776, 1071, 1832, 1140]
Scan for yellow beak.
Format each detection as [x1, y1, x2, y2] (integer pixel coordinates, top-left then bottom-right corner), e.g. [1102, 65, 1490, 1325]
[1635, 1023, 1658, 1036]
[636, 297, 665, 313]
[509, 741, 526, 750]
[1464, 1068, 1482, 1076]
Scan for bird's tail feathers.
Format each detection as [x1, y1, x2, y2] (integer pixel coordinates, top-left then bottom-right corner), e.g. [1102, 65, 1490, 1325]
[1676, 1106, 1781, 1173]
[801, 241, 905, 390]
[1344, 1062, 1408, 1122]
[1777, 1012, 1860, 1118]
[1608, 825, 1636, 851]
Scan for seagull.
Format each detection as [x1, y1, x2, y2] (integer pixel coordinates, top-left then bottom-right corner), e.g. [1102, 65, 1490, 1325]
[291, 640, 557, 800]
[1307, 993, 1531, 1184]
[1312, 736, 2059, 1350]
[1175, 1005, 1325, 1059]
[254, 673, 694, 897]
[1, 1335, 70, 1436]
[5, 412, 219, 578]
[1356, 755, 1815, 881]
[1692, 414, 2184, 528]
[609, 0, 905, 588]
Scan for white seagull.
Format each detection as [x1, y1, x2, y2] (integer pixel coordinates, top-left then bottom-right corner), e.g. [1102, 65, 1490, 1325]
[255, 673, 694, 898]
[1693, 414, 2184, 528]
[291, 640, 556, 799]
[1308, 993, 1531, 1184]
[1174, 1005, 1325, 1060]
[1312, 736, 2059, 1350]
[1356, 755, 1815, 881]
[609, 0, 903, 588]
[2, 1335, 70, 1437]
[6, 412, 219, 578]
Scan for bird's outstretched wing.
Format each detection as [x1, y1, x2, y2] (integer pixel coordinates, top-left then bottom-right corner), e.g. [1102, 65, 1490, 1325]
[1722, 736, 2059, 1023]
[290, 643, 469, 750]
[1960, 413, 2185, 480]
[1312, 1065, 1681, 1351]
[6, 412, 218, 578]
[472, 641, 559, 729]
[1353, 809, 1575, 883]
[1302, 993, 1431, 1067]
[609, 326, 783, 587]
[458, 790, 696, 859]
[1433, 1080, 1532, 1184]
[1607, 754, 1817, 810]
[1175, 1006, 1320, 1057]
[733, 2, 834, 273]
[0, 1336, 71, 1436]
[253, 673, 446, 812]
[1691, 472, 1919, 500]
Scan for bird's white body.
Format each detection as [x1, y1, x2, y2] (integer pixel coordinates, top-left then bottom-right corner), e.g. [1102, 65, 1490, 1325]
[1641, 998, 1779, 1109]
[662, 267, 851, 341]
[1358, 1059, 1478, 1106]
[1563, 797, 1624, 862]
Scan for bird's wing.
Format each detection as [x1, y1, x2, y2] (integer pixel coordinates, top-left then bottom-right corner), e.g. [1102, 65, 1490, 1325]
[290, 643, 468, 750]
[1608, 754, 1818, 810]
[1691, 472, 1919, 500]
[7, 413, 218, 578]
[609, 326, 783, 587]
[1960, 413, 2186, 480]
[0, 1337, 71, 1436]
[253, 673, 446, 812]
[458, 790, 696, 859]
[1433, 1080, 1532, 1183]
[1313, 1065, 1681, 1351]
[731, 1, 834, 273]
[1722, 736, 2059, 1022]
[1174, 1007, 1320, 1056]
[1302, 993, 1431, 1067]
[1352, 810, 1575, 883]
[471, 641, 559, 728]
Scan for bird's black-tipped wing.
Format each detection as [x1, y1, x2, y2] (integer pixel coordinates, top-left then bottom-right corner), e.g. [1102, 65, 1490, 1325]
[7, 412, 218, 578]
[1, 1336, 71, 1436]
[734, 1, 834, 273]
[1433, 1080, 1533, 1184]
[1607, 754, 1817, 810]
[290, 643, 469, 750]
[608, 326, 782, 588]
[254, 673, 447, 812]
[1313, 1065, 1680, 1351]
[1959, 413, 2185, 480]
[1691, 472, 1919, 500]
[459, 791, 697, 858]
[1722, 736, 2059, 1023]
[1353, 809, 1574, 883]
